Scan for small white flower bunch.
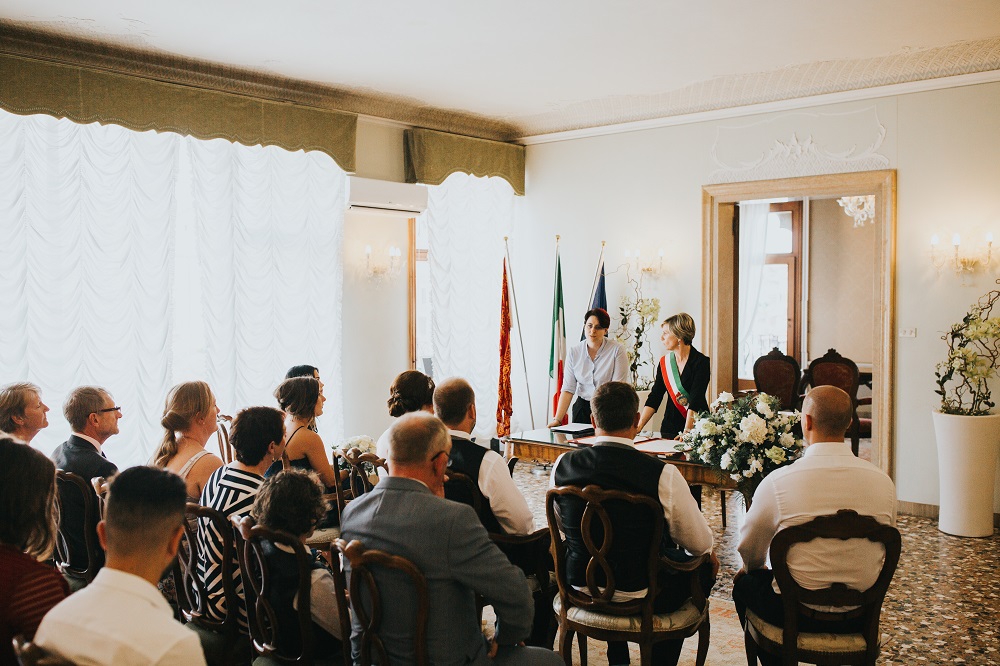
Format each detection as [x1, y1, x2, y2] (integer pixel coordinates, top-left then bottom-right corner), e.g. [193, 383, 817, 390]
[936, 283, 1000, 415]
[678, 392, 803, 490]
[338, 435, 377, 456]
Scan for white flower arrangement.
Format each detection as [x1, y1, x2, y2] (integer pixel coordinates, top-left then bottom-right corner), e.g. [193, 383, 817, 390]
[935, 282, 1000, 415]
[678, 392, 803, 496]
[614, 270, 661, 391]
[338, 435, 378, 455]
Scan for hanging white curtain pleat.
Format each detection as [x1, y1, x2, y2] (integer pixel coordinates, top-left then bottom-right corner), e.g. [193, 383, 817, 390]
[737, 201, 772, 379]
[0, 110, 178, 466]
[188, 139, 346, 443]
[423, 172, 515, 440]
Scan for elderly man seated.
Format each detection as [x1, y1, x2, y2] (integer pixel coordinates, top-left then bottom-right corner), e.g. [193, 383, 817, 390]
[734, 385, 897, 666]
[340, 412, 563, 666]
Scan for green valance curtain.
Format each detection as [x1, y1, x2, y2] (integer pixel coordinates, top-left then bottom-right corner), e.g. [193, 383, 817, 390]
[405, 127, 525, 196]
[0, 53, 357, 172]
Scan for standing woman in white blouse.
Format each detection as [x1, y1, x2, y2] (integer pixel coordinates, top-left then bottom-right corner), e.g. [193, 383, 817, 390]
[548, 308, 629, 426]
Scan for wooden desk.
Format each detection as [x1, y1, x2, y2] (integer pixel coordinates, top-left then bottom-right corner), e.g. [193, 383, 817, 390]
[508, 429, 737, 491]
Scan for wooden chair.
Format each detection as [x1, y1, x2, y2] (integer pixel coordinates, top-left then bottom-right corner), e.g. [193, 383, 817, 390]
[233, 516, 341, 666]
[216, 414, 235, 464]
[53, 470, 103, 589]
[546, 485, 711, 666]
[442, 470, 484, 523]
[341, 448, 387, 500]
[753, 348, 801, 411]
[173, 503, 247, 666]
[90, 476, 110, 520]
[507, 456, 519, 477]
[742, 509, 901, 666]
[333, 538, 430, 666]
[490, 529, 558, 647]
[801, 349, 862, 456]
[11, 635, 77, 666]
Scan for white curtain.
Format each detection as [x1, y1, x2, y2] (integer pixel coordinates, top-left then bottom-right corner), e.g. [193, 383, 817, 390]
[187, 139, 346, 442]
[0, 110, 178, 466]
[423, 173, 516, 440]
[0, 109, 347, 465]
[737, 201, 771, 378]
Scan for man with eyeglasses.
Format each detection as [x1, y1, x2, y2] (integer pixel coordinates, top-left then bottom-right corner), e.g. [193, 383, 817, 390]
[340, 412, 563, 666]
[51, 386, 123, 582]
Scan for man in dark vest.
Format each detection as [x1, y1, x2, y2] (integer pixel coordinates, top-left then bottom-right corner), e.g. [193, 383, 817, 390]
[551, 381, 716, 666]
[434, 377, 534, 535]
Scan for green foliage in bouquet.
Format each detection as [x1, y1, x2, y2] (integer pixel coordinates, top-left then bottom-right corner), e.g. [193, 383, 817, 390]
[935, 282, 1000, 416]
[677, 392, 803, 499]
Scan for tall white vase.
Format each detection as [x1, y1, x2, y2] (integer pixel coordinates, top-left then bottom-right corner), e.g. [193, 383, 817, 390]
[931, 411, 1000, 537]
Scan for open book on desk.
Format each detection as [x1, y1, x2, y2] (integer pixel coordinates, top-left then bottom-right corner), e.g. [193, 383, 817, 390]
[570, 433, 659, 446]
[551, 422, 594, 436]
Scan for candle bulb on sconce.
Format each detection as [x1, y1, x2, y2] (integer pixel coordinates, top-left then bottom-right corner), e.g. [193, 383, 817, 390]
[931, 232, 994, 279]
[364, 244, 403, 283]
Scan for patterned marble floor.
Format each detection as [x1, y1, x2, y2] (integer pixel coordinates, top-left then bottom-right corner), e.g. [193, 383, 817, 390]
[513, 464, 1000, 665]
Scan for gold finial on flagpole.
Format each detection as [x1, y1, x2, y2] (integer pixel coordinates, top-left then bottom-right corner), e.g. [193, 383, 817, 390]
[556, 235, 560, 241]
[601, 240, 606, 247]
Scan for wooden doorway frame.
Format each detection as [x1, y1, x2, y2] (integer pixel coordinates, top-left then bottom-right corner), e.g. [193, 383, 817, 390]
[702, 170, 896, 477]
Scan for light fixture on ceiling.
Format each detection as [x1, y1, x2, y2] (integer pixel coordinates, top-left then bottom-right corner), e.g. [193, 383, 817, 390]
[930, 233, 993, 279]
[365, 245, 402, 283]
[836, 195, 877, 227]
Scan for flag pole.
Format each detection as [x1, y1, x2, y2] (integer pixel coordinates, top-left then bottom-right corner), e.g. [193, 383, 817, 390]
[586, 240, 607, 309]
[504, 237, 535, 429]
[547, 235, 560, 422]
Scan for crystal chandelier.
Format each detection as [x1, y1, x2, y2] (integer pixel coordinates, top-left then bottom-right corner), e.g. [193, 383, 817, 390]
[836, 195, 876, 227]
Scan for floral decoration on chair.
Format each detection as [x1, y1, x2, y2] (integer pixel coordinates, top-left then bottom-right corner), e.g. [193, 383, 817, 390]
[676, 392, 803, 502]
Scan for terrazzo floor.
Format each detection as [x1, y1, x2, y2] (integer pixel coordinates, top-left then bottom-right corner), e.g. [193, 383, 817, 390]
[512, 461, 1000, 665]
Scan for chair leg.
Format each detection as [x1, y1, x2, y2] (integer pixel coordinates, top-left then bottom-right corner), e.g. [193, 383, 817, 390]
[558, 626, 574, 666]
[639, 640, 651, 666]
[720, 491, 727, 529]
[577, 632, 587, 666]
[743, 627, 758, 666]
[696, 617, 711, 666]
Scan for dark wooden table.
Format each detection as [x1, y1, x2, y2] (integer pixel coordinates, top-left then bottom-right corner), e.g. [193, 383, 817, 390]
[507, 428, 738, 491]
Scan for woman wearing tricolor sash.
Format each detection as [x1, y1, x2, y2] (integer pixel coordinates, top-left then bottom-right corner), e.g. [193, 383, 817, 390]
[638, 312, 711, 439]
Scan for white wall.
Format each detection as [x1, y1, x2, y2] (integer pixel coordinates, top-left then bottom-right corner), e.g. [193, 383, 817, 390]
[514, 82, 1000, 511]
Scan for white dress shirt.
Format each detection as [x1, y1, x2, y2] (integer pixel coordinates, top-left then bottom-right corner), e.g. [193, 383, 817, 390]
[737, 441, 897, 596]
[35, 568, 207, 666]
[448, 429, 535, 535]
[561, 338, 629, 401]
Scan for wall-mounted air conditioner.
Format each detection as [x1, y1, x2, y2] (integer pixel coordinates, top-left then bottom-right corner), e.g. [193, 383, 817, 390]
[348, 176, 428, 216]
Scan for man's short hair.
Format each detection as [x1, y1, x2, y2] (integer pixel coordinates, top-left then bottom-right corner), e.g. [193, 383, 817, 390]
[0, 382, 40, 433]
[803, 386, 854, 435]
[433, 378, 475, 426]
[63, 386, 110, 432]
[592, 382, 639, 433]
[388, 412, 449, 465]
[231, 406, 285, 466]
[252, 469, 327, 537]
[104, 466, 186, 557]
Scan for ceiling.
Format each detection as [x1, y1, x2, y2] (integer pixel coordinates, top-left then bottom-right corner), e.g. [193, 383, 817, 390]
[2, 0, 1000, 140]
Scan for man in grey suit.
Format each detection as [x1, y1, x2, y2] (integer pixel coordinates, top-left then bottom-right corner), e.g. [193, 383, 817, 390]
[51, 386, 122, 575]
[340, 412, 563, 666]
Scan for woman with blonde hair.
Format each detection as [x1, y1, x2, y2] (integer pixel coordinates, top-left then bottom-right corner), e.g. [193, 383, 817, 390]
[150, 381, 224, 503]
[0, 438, 67, 662]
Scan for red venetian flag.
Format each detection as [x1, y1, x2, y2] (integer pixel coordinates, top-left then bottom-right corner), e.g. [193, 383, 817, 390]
[549, 251, 567, 424]
[497, 258, 513, 437]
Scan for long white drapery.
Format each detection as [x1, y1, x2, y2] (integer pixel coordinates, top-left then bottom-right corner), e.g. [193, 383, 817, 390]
[422, 173, 518, 440]
[0, 110, 346, 466]
[737, 201, 771, 379]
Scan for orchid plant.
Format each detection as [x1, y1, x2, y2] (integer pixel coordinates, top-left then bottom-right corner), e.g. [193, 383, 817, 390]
[935, 281, 1000, 416]
[614, 271, 660, 391]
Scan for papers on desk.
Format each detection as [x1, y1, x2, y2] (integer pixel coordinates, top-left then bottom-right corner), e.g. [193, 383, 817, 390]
[634, 439, 684, 456]
[551, 423, 595, 436]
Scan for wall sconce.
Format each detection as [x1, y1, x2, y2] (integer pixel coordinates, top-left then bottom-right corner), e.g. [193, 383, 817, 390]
[624, 248, 665, 276]
[365, 244, 402, 282]
[931, 233, 993, 279]
[837, 195, 877, 227]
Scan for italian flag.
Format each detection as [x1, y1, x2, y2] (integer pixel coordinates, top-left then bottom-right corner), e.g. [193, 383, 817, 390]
[549, 251, 567, 424]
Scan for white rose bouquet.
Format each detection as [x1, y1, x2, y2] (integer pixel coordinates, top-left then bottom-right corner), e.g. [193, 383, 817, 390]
[338, 435, 377, 456]
[677, 392, 803, 502]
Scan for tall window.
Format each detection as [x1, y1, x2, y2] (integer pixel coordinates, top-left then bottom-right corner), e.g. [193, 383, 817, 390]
[0, 110, 346, 466]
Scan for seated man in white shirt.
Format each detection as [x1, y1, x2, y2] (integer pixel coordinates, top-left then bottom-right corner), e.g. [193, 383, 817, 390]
[36, 466, 207, 666]
[734, 385, 897, 665]
[550, 381, 717, 666]
[434, 377, 534, 536]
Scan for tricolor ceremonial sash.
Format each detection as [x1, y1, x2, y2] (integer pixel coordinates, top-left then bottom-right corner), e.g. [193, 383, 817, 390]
[660, 352, 690, 418]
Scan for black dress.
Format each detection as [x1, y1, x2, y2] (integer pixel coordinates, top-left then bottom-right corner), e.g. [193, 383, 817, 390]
[644, 348, 711, 438]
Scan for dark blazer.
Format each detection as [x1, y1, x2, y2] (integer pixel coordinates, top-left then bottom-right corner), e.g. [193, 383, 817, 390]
[51, 435, 118, 570]
[645, 347, 711, 438]
[340, 477, 534, 666]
